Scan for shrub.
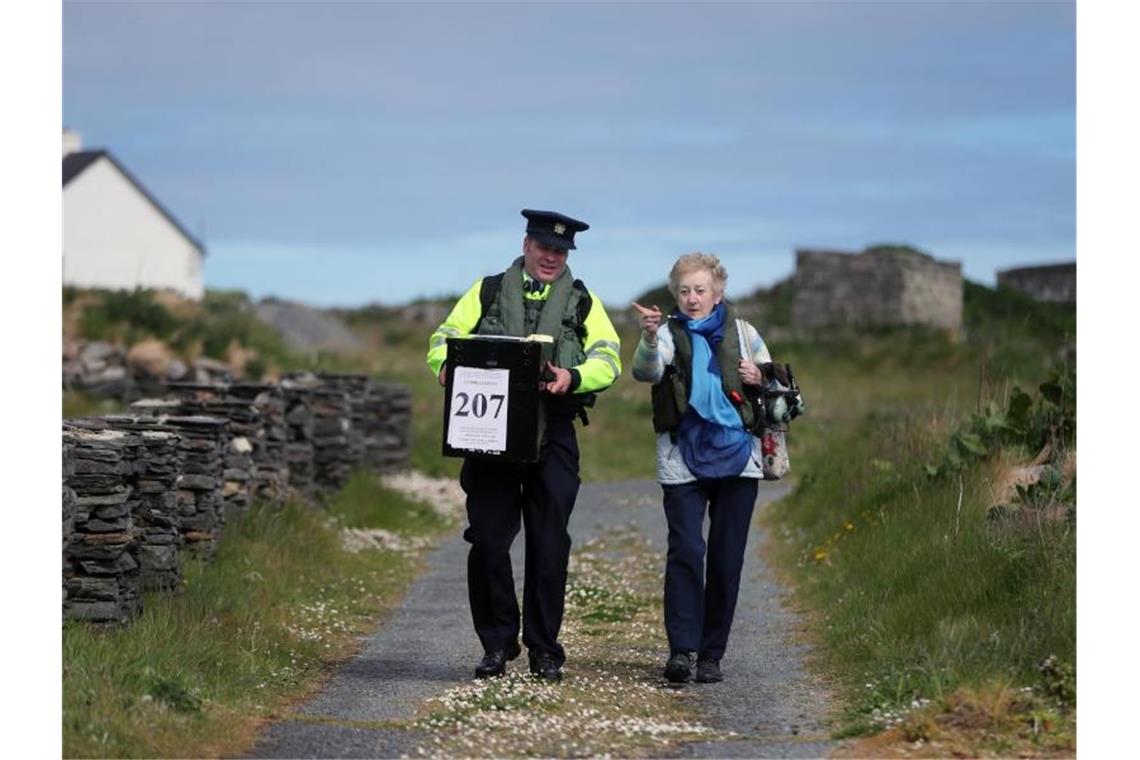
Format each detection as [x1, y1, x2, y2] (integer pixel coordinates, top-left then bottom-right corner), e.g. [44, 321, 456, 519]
[79, 288, 178, 343]
[925, 360, 1076, 479]
[173, 290, 294, 373]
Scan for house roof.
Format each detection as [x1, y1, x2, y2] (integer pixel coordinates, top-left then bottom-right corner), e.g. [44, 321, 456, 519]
[63, 149, 206, 256]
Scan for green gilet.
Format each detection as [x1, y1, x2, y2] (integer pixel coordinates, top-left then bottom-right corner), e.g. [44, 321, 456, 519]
[651, 305, 757, 434]
[476, 256, 590, 377]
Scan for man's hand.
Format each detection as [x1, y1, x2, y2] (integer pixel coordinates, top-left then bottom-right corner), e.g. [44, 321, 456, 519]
[738, 358, 764, 386]
[631, 302, 663, 343]
[438, 367, 446, 387]
[540, 361, 572, 395]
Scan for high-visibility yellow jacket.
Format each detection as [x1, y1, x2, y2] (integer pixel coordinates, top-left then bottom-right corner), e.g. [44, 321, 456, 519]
[426, 269, 621, 395]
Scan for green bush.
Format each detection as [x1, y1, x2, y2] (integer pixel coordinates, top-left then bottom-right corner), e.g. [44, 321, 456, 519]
[963, 280, 1075, 341]
[174, 290, 291, 366]
[79, 288, 178, 343]
[332, 302, 400, 326]
[925, 360, 1076, 479]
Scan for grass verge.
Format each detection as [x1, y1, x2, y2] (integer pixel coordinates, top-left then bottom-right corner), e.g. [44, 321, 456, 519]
[61, 472, 454, 758]
[762, 365, 1075, 755]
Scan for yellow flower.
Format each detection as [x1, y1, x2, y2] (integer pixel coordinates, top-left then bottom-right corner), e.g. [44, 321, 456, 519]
[845, 522, 854, 531]
[814, 549, 828, 562]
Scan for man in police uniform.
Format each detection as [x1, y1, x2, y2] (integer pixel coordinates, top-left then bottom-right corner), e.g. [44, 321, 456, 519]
[426, 209, 622, 681]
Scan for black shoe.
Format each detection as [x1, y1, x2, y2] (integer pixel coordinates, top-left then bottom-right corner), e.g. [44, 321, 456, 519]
[695, 657, 723, 683]
[474, 644, 520, 679]
[664, 651, 694, 683]
[528, 651, 564, 682]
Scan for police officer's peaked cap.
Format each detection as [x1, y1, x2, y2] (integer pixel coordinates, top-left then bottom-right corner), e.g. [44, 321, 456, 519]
[521, 209, 589, 251]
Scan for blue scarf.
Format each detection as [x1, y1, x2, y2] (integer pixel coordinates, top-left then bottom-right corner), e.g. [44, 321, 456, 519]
[673, 303, 753, 479]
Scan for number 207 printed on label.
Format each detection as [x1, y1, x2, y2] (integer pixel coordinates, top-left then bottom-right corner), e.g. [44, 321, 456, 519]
[447, 366, 510, 452]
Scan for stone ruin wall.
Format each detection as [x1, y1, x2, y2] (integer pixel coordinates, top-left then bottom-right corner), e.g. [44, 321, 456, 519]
[996, 263, 1076, 303]
[61, 372, 412, 625]
[898, 255, 963, 329]
[792, 248, 963, 330]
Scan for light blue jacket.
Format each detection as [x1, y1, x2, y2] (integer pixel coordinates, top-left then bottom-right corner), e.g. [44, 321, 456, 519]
[631, 320, 773, 484]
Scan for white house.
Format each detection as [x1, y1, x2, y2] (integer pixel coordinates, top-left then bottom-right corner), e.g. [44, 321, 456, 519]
[63, 130, 205, 299]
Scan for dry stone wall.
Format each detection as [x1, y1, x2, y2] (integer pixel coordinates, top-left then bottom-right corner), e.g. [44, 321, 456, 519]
[62, 424, 145, 624]
[142, 385, 264, 521]
[369, 381, 413, 473]
[303, 380, 357, 491]
[62, 441, 76, 615]
[281, 381, 317, 499]
[124, 403, 230, 558]
[61, 373, 413, 625]
[228, 383, 290, 506]
[66, 416, 185, 593]
[792, 247, 963, 330]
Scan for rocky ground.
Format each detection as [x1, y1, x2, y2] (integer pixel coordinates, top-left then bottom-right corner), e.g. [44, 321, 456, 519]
[245, 477, 836, 759]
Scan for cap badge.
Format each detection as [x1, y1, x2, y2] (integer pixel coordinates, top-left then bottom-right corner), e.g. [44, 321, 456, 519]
[553, 222, 566, 235]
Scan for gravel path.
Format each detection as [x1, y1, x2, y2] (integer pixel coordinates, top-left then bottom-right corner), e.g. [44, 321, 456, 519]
[243, 479, 834, 758]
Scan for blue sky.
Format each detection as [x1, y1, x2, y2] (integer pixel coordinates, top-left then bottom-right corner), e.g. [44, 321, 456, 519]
[63, 1, 1075, 308]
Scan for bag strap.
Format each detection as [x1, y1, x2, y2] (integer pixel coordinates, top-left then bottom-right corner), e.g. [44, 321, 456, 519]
[736, 318, 768, 435]
[472, 272, 505, 334]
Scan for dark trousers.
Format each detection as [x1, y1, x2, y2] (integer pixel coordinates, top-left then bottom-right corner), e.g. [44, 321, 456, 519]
[460, 417, 580, 666]
[661, 476, 758, 661]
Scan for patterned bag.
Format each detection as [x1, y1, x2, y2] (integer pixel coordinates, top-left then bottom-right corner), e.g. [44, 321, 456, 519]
[759, 428, 791, 480]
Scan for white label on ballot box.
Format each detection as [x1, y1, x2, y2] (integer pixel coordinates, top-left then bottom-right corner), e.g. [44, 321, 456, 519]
[447, 366, 510, 452]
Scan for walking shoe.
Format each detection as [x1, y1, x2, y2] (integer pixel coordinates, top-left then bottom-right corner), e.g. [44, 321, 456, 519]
[528, 651, 564, 682]
[664, 651, 695, 683]
[474, 643, 521, 679]
[695, 657, 723, 683]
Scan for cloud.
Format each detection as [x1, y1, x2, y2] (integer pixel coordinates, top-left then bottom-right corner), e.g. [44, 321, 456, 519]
[66, 1, 1075, 308]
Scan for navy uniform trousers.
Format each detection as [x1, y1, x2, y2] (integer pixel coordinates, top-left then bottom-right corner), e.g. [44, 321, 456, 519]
[661, 476, 759, 661]
[459, 414, 580, 666]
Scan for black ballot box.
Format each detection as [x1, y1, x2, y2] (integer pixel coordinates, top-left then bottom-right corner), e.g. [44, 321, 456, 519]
[442, 335, 549, 462]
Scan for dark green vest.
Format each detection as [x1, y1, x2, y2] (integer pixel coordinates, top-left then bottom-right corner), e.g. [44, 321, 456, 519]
[476, 258, 596, 412]
[651, 305, 757, 434]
